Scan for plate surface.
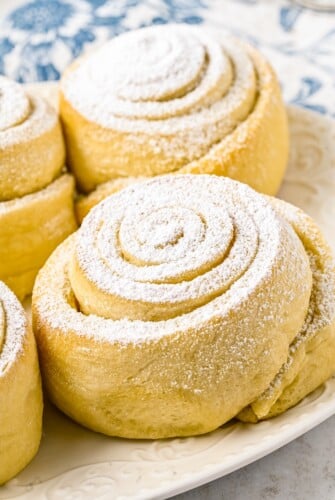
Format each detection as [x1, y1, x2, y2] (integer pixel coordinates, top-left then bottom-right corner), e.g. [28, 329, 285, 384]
[2, 90, 335, 500]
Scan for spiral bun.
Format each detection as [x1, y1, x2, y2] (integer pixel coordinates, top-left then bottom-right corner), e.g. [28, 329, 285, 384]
[60, 24, 288, 195]
[70, 176, 306, 324]
[0, 76, 64, 201]
[0, 77, 77, 300]
[31, 175, 335, 439]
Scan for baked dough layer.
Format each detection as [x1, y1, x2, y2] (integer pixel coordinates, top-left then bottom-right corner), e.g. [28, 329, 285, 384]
[32, 175, 335, 439]
[60, 25, 288, 195]
[238, 197, 335, 421]
[0, 77, 77, 300]
[0, 76, 65, 201]
[0, 175, 77, 301]
[0, 281, 42, 485]
[76, 177, 143, 223]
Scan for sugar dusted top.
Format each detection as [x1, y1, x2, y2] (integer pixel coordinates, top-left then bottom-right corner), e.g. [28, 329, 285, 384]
[61, 24, 259, 163]
[0, 75, 58, 149]
[0, 281, 27, 376]
[35, 175, 312, 349]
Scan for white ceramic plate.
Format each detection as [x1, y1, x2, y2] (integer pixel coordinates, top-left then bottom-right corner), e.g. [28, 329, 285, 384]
[2, 86, 335, 500]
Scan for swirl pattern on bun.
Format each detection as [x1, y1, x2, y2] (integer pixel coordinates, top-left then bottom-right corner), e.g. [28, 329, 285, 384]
[0, 77, 77, 300]
[60, 24, 288, 195]
[32, 175, 335, 438]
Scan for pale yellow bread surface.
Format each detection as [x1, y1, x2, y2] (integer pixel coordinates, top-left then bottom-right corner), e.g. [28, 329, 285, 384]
[60, 25, 288, 195]
[31, 175, 335, 439]
[238, 199, 335, 422]
[0, 281, 43, 485]
[76, 177, 144, 222]
[0, 76, 65, 201]
[0, 174, 77, 301]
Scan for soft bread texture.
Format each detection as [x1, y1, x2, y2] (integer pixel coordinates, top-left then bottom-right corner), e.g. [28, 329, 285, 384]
[238, 198, 335, 422]
[76, 177, 143, 223]
[0, 77, 77, 300]
[60, 24, 288, 195]
[0, 175, 77, 301]
[0, 76, 64, 201]
[0, 281, 43, 484]
[32, 175, 335, 439]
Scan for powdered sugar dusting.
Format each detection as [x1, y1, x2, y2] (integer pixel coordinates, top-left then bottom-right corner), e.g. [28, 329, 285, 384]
[0, 75, 58, 149]
[0, 76, 30, 131]
[272, 198, 335, 333]
[251, 198, 335, 408]
[0, 174, 73, 216]
[34, 175, 311, 348]
[0, 280, 27, 376]
[61, 24, 258, 165]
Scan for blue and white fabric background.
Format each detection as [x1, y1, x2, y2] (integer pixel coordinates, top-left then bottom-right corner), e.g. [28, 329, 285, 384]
[0, 0, 334, 116]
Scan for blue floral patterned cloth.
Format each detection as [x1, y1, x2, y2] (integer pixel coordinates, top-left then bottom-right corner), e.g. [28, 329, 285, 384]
[0, 0, 334, 115]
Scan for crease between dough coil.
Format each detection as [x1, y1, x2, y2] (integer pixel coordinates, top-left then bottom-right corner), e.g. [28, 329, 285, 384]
[32, 175, 335, 439]
[0, 174, 77, 301]
[0, 77, 77, 300]
[0, 76, 64, 201]
[238, 198, 335, 422]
